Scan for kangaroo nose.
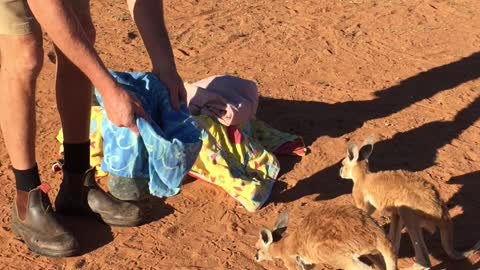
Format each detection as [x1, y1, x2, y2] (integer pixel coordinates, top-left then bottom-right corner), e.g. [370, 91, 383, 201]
[254, 253, 259, 261]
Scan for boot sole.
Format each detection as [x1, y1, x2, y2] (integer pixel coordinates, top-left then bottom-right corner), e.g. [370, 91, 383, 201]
[11, 219, 78, 258]
[57, 210, 144, 227]
[101, 215, 144, 227]
[88, 210, 144, 227]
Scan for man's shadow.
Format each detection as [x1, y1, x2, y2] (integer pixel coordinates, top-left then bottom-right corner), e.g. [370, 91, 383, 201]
[263, 52, 480, 204]
[258, 51, 480, 146]
[271, 96, 478, 206]
[370, 96, 479, 172]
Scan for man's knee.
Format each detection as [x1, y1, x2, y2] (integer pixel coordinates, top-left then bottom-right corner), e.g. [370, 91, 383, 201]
[84, 25, 96, 44]
[2, 35, 44, 76]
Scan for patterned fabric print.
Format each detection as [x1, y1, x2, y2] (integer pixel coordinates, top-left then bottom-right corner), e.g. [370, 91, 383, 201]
[57, 106, 107, 177]
[249, 119, 306, 156]
[56, 93, 304, 211]
[190, 115, 279, 212]
[95, 72, 202, 197]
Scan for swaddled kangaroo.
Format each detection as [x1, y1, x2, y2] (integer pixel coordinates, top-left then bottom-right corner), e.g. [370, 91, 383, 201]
[254, 202, 397, 270]
[339, 137, 480, 269]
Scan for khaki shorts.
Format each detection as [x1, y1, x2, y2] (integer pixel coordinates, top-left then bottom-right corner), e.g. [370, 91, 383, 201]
[0, 0, 88, 36]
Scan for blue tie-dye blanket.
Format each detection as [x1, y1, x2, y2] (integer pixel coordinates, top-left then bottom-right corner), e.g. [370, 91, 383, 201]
[94, 72, 202, 197]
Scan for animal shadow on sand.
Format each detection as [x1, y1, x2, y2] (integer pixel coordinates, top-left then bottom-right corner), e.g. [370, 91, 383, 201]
[262, 52, 480, 205]
[428, 171, 480, 270]
[258, 52, 480, 146]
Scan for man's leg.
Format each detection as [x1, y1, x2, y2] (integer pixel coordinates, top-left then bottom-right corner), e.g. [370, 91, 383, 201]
[0, 31, 41, 186]
[54, 1, 143, 227]
[54, 0, 93, 174]
[0, 1, 78, 256]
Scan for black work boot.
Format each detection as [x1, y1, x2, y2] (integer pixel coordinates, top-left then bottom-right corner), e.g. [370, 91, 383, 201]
[11, 184, 79, 257]
[55, 168, 143, 227]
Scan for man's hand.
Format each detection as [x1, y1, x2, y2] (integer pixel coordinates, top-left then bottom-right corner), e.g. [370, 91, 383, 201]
[155, 71, 187, 111]
[101, 84, 147, 135]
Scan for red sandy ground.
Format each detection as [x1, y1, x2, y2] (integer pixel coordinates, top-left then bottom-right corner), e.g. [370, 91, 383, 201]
[0, 0, 479, 269]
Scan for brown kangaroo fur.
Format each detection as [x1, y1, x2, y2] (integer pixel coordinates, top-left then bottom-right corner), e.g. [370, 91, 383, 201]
[339, 137, 480, 269]
[254, 202, 397, 270]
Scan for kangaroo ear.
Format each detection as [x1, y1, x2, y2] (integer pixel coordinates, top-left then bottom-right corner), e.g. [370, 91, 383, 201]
[347, 142, 359, 161]
[358, 137, 374, 161]
[272, 211, 288, 238]
[273, 211, 288, 230]
[260, 228, 273, 246]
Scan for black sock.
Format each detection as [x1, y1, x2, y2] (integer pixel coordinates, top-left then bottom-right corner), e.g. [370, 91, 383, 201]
[13, 164, 42, 192]
[63, 141, 90, 174]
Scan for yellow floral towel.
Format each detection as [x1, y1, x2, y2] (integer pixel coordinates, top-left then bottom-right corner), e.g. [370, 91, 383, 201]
[190, 115, 280, 212]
